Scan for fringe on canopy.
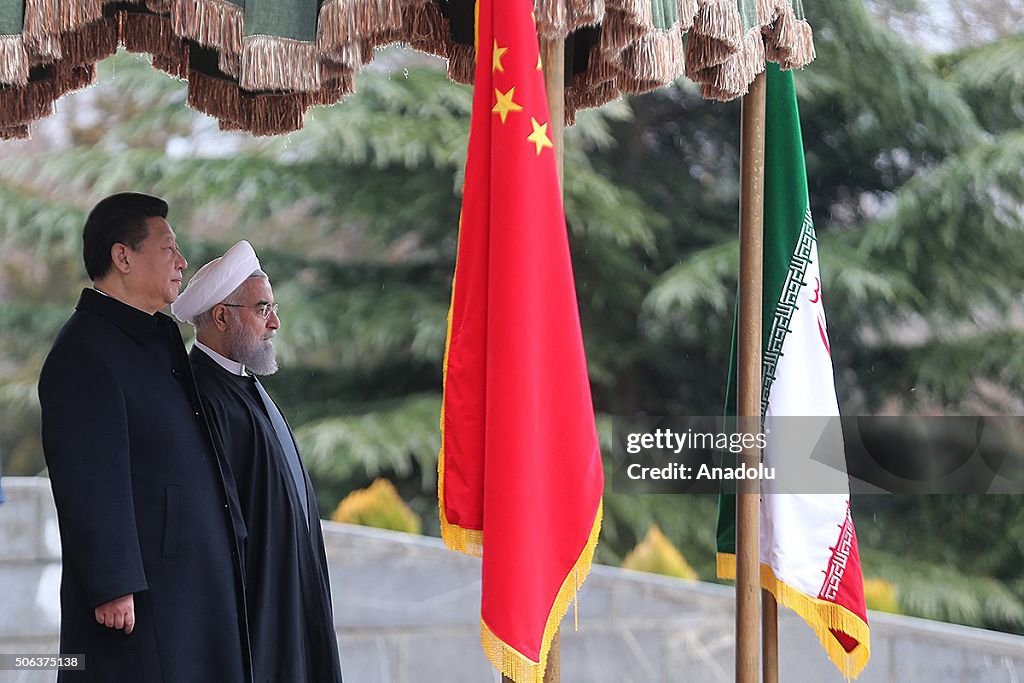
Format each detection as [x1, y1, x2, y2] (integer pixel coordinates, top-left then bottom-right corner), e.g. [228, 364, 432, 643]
[0, 0, 817, 138]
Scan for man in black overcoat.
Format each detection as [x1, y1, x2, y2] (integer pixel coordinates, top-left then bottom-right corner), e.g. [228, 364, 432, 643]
[38, 193, 252, 682]
[172, 241, 343, 683]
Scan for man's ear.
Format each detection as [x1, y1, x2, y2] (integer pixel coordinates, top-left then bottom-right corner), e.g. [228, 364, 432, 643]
[214, 305, 230, 332]
[110, 243, 131, 274]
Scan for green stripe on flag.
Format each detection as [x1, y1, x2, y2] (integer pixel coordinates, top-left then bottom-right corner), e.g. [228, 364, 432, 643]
[715, 62, 814, 560]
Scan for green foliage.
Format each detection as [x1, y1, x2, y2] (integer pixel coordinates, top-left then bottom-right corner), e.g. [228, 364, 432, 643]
[296, 394, 441, 490]
[862, 549, 1024, 631]
[940, 35, 1024, 134]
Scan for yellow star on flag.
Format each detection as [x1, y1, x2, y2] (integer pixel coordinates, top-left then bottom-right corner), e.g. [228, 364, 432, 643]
[527, 117, 553, 155]
[537, 53, 542, 71]
[493, 87, 524, 124]
[493, 40, 508, 73]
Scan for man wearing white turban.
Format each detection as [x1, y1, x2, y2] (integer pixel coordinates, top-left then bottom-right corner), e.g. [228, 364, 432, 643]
[173, 242, 344, 683]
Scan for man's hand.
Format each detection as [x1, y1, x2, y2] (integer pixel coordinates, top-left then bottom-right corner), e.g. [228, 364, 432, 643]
[95, 594, 135, 635]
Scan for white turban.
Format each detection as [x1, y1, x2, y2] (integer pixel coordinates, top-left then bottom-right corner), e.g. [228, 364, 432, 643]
[172, 240, 261, 324]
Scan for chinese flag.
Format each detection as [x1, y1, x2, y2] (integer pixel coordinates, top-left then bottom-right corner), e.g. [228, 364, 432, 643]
[437, 0, 605, 681]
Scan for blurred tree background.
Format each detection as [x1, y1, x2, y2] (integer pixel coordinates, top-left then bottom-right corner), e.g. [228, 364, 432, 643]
[1, 0, 1023, 635]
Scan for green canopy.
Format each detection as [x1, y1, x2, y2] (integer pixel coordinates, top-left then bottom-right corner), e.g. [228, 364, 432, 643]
[0, 0, 815, 138]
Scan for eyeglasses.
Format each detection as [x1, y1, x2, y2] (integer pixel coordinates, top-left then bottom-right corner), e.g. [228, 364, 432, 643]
[221, 302, 280, 320]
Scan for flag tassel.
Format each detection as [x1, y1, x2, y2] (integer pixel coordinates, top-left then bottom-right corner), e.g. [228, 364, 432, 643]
[573, 567, 579, 632]
[718, 552, 871, 680]
[480, 502, 603, 683]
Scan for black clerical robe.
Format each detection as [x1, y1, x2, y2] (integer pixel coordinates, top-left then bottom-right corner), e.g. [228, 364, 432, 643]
[38, 289, 251, 683]
[190, 347, 344, 683]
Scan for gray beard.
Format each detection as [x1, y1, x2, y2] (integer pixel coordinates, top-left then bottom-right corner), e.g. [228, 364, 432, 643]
[226, 326, 279, 376]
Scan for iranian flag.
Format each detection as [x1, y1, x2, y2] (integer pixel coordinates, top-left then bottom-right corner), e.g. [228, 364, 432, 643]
[716, 64, 870, 678]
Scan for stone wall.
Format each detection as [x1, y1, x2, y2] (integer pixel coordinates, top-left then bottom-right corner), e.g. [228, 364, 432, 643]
[2, 477, 1024, 682]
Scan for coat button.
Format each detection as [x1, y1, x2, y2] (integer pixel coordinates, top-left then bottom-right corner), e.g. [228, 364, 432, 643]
[171, 368, 179, 377]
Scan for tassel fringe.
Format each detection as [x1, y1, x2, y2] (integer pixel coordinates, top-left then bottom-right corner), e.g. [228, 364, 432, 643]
[240, 35, 321, 92]
[403, 0, 450, 58]
[1, 0, 815, 136]
[171, 0, 243, 69]
[763, 1, 815, 70]
[0, 35, 30, 86]
[617, 23, 683, 94]
[567, 0, 603, 29]
[677, 0, 699, 33]
[1, 124, 31, 139]
[446, 42, 475, 86]
[317, 0, 403, 69]
[0, 61, 95, 128]
[684, 0, 743, 79]
[534, 0, 569, 39]
[120, 11, 188, 78]
[479, 502, 603, 683]
[717, 552, 871, 680]
[694, 27, 765, 101]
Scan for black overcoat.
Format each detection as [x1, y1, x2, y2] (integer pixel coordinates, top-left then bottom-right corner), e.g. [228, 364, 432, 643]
[190, 347, 344, 683]
[38, 289, 252, 682]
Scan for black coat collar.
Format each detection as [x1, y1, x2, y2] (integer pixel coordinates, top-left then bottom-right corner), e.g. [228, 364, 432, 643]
[76, 287, 169, 343]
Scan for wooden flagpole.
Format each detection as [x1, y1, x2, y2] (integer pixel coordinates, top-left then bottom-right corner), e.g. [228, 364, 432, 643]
[544, 36, 569, 683]
[541, 31, 565, 683]
[763, 590, 779, 683]
[736, 69, 766, 683]
[501, 26, 566, 683]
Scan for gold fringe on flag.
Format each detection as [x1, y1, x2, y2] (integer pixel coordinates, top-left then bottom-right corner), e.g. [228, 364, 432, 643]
[717, 552, 871, 680]
[436, 251, 485, 559]
[480, 502, 603, 683]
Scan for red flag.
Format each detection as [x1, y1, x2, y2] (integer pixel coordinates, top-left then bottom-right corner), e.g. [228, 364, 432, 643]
[438, 1, 604, 680]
